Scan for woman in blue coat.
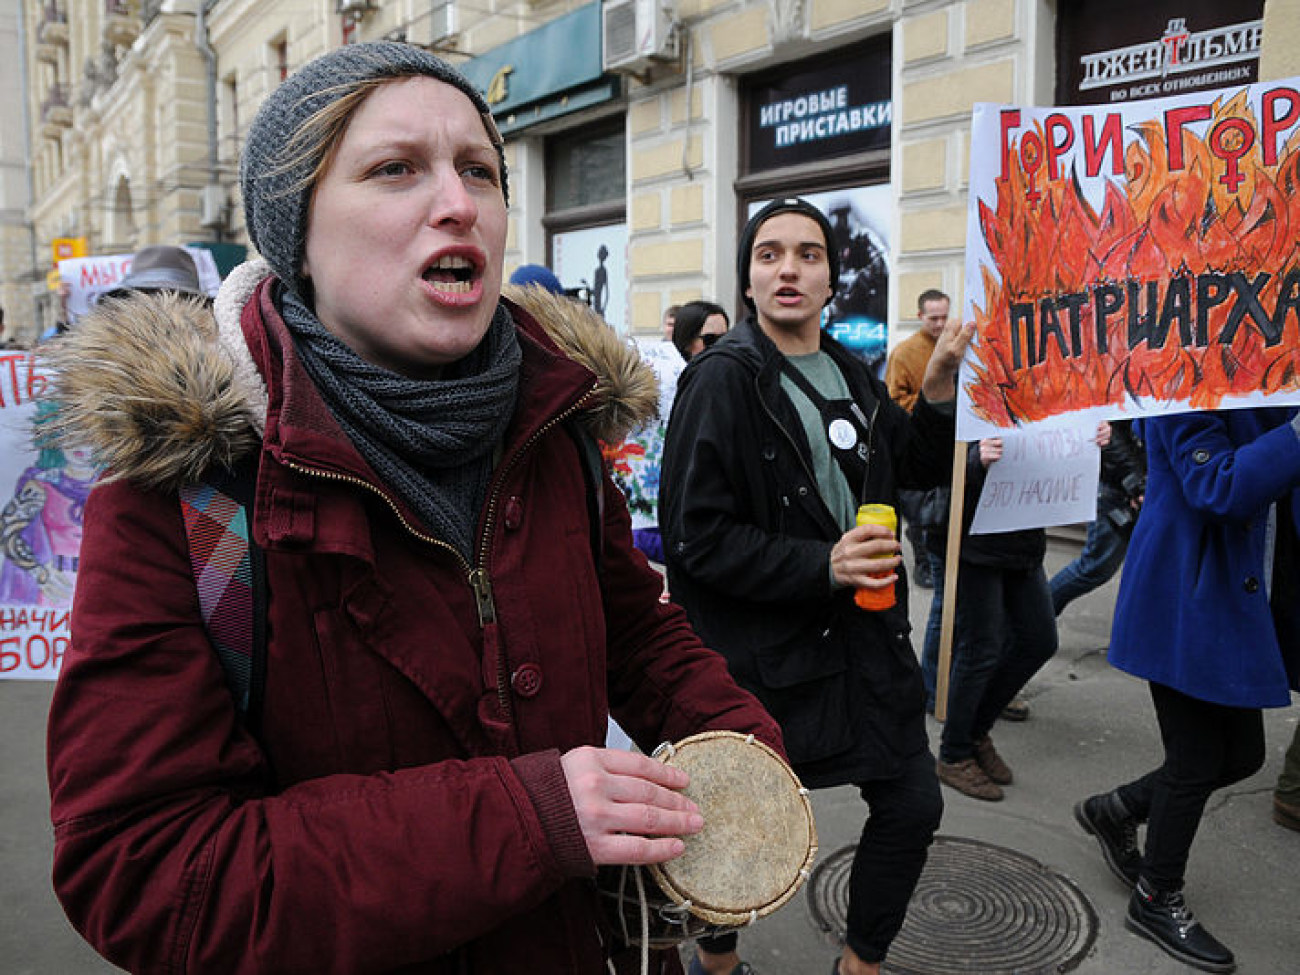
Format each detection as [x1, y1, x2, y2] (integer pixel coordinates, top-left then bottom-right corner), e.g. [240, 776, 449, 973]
[1074, 407, 1300, 974]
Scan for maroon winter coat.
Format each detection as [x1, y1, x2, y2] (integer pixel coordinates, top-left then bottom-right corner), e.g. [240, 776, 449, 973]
[44, 263, 782, 975]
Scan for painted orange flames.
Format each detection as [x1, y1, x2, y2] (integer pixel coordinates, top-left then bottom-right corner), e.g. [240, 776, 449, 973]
[600, 439, 645, 477]
[968, 89, 1300, 428]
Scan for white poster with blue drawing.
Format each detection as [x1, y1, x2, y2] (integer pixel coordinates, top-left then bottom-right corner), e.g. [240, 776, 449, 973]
[0, 354, 87, 679]
[553, 223, 629, 334]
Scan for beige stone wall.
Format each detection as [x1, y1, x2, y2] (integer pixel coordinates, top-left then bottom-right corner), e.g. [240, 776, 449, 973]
[622, 0, 898, 335]
[21, 0, 341, 282]
[1261, 0, 1300, 80]
[625, 69, 720, 331]
[0, 225, 37, 345]
[22, 0, 90, 336]
[1, 2, 37, 344]
[207, 0, 341, 250]
[893, 0, 1051, 345]
[25, 4, 222, 279]
[5, 0, 1091, 349]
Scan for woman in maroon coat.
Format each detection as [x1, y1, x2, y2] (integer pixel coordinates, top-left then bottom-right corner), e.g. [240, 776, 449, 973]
[41, 43, 779, 975]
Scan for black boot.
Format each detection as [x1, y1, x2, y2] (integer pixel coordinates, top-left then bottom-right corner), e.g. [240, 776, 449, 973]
[1125, 879, 1235, 973]
[1073, 790, 1140, 886]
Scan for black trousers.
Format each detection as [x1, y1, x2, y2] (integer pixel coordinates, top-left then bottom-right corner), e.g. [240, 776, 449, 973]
[699, 748, 943, 963]
[1116, 682, 1265, 891]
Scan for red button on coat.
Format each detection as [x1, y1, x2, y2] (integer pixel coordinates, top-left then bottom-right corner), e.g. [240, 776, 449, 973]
[512, 663, 543, 697]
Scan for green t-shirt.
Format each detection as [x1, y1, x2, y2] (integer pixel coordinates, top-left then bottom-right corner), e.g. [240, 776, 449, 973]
[780, 351, 857, 531]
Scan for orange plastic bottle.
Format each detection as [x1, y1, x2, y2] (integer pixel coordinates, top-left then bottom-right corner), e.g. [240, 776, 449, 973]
[854, 503, 897, 611]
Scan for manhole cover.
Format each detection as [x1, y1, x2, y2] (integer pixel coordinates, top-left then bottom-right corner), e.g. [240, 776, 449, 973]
[807, 835, 1097, 974]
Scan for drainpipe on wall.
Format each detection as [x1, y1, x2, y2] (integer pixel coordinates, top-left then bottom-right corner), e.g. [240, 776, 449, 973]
[195, 0, 226, 239]
[678, 22, 694, 181]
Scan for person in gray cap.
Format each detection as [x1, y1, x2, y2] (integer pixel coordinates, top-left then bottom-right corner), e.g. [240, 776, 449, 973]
[103, 244, 208, 301]
[40, 41, 779, 975]
[661, 198, 973, 975]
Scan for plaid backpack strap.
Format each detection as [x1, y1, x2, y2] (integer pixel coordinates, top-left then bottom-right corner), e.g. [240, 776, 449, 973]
[178, 455, 267, 732]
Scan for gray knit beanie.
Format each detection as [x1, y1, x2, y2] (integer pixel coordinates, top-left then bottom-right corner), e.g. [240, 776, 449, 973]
[240, 41, 507, 294]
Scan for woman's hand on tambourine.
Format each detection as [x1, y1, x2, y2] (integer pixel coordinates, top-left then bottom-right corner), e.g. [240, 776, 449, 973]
[561, 746, 704, 865]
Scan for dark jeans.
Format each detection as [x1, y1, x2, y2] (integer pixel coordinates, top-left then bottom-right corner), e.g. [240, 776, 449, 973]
[905, 518, 925, 559]
[696, 930, 739, 956]
[938, 561, 1057, 764]
[1049, 497, 1129, 615]
[845, 749, 944, 962]
[698, 750, 943, 965]
[919, 546, 944, 710]
[1115, 682, 1265, 892]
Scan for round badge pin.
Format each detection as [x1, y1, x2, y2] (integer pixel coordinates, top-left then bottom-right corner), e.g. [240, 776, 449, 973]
[828, 418, 858, 450]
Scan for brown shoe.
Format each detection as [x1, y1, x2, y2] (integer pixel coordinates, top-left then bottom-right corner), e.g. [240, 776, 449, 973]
[975, 735, 1013, 785]
[937, 757, 1004, 801]
[1000, 696, 1030, 721]
[1274, 796, 1300, 832]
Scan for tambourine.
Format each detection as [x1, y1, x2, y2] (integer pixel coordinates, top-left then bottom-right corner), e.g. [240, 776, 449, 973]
[598, 730, 818, 950]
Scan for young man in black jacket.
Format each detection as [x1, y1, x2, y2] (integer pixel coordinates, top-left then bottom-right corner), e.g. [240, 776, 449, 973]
[660, 198, 972, 975]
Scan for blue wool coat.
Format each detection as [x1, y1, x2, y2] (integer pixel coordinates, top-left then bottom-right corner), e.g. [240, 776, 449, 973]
[1109, 408, 1300, 708]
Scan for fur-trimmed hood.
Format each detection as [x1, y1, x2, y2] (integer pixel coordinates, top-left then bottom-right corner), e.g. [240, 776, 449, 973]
[37, 261, 657, 492]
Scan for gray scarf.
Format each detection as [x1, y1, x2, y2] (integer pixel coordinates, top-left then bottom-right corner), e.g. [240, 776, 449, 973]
[280, 287, 522, 560]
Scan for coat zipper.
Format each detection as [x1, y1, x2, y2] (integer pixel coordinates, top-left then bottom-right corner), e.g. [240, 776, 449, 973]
[472, 385, 597, 616]
[282, 460, 470, 569]
[285, 382, 598, 723]
[472, 385, 597, 720]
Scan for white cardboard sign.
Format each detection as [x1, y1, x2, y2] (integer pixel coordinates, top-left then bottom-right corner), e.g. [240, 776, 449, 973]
[970, 426, 1100, 535]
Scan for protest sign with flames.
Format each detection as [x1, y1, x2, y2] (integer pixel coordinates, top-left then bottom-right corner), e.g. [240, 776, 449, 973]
[958, 78, 1300, 440]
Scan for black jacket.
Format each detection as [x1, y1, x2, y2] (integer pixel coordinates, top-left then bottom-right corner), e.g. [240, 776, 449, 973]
[1100, 419, 1146, 501]
[659, 317, 955, 787]
[927, 441, 1046, 570]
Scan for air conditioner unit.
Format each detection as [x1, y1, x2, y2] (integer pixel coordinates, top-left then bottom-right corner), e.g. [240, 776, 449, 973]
[602, 0, 678, 74]
[337, 0, 375, 15]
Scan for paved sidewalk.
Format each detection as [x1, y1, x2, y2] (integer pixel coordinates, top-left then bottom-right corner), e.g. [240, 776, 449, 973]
[688, 536, 1300, 974]
[3, 536, 1297, 973]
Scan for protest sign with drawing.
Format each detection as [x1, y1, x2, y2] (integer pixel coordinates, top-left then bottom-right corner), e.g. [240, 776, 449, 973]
[958, 75, 1300, 442]
[0, 353, 78, 680]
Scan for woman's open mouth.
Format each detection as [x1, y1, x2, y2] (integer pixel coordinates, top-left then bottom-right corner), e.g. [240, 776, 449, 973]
[421, 254, 478, 294]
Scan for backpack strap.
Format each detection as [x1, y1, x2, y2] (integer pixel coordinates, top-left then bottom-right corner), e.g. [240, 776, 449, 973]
[564, 418, 605, 576]
[175, 426, 600, 732]
[178, 455, 266, 733]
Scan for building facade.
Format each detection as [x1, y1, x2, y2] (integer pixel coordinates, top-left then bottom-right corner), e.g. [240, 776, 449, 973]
[4, 0, 1297, 348]
[1, 0, 36, 340]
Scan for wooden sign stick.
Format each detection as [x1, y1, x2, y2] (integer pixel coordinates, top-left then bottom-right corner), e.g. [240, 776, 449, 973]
[933, 438, 968, 723]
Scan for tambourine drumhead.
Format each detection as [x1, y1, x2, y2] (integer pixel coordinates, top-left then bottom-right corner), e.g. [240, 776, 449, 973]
[647, 730, 817, 927]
